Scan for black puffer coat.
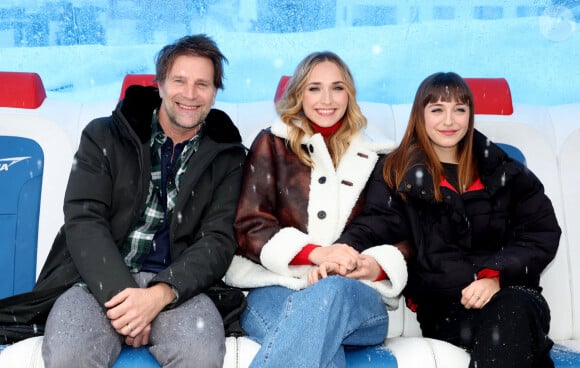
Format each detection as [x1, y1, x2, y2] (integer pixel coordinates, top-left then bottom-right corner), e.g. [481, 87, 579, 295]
[338, 130, 561, 306]
[0, 85, 246, 329]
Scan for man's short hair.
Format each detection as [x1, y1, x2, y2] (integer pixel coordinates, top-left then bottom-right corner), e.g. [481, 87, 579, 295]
[155, 34, 228, 90]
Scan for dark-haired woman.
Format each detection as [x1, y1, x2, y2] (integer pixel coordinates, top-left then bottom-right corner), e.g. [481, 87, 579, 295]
[337, 72, 560, 368]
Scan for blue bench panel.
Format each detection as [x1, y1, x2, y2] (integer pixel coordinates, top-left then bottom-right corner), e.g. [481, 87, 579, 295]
[497, 142, 527, 166]
[112, 344, 398, 367]
[0, 136, 43, 299]
[113, 343, 580, 367]
[113, 346, 159, 368]
[345, 345, 397, 367]
[551, 344, 580, 367]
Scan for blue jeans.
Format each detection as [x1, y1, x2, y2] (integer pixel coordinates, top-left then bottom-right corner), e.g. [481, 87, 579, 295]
[241, 276, 388, 368]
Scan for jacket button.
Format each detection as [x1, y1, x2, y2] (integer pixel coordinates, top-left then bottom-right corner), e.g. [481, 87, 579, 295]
[309, 144, 314, 153]
[406, 184, 412, 189]
[317, 211, 326, 219]
[318, 176, 326, 184]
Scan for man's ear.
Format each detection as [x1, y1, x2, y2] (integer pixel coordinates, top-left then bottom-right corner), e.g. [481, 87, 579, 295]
[157, 80, 165, 99]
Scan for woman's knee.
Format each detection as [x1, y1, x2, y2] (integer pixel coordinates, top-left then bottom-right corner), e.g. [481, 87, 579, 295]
[307, 277, 384, 310]
[488, 287, 550, 323]
[307, 276, 360, 299]
[299, 277, 388, 329]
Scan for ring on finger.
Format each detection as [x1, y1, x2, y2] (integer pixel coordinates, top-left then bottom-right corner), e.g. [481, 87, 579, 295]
[126, 323, 133, 332]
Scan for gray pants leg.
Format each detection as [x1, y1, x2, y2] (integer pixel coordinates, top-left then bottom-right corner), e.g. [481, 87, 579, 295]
[42, 272, 226, 368]
[42, 284, 122, 368]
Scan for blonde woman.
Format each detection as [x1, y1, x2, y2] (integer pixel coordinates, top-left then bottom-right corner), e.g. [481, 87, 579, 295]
[225, 51, 409, 367]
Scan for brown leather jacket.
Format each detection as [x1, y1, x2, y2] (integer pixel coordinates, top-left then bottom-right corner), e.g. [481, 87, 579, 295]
[225, 121, 407, 308]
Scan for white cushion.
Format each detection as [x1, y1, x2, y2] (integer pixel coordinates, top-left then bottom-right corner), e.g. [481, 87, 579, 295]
[558, 128, 580, 340]
[0, 337, 44, 368]
[476, 120, 571, 341]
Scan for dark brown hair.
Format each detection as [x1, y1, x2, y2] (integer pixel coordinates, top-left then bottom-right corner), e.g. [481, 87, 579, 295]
[383, 72, 477, 201]
[155, 34, 228, 89]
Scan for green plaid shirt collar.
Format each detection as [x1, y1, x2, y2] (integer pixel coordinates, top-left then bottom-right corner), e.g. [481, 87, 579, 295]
[121, 112, 203, 271]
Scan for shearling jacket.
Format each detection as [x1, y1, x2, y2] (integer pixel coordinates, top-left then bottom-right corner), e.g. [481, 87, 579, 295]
[338, 130, 561, 306]
[224, 120, 408, 309]
[0, 85, 246, 327]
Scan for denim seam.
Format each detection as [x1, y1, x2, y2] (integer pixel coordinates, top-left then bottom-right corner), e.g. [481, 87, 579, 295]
[344, 313, 388, 337]
[260, 291, 294, 363]
[246, 304, 271, 336]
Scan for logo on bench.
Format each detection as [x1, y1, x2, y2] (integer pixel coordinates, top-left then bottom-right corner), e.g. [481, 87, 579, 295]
[0, 157, 31, 172]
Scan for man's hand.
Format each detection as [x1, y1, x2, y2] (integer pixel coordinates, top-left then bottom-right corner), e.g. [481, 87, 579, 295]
[124, 323, 151, 347]
[461, 277, 500, 309]
[104, 283, 176, 341]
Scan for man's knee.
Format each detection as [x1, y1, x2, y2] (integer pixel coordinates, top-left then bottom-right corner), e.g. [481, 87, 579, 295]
[150, 293, 226, 366]
[183, 336, 226, 367]
[43, 337, 120, 368]
[151, 334, 225, 368]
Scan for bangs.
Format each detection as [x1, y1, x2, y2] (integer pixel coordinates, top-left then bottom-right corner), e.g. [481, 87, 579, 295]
[424, 83, 471, 105]
[422, 73, 472, 106]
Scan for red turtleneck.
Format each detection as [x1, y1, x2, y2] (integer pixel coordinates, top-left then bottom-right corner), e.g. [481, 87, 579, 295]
[311, 120, 342, 138]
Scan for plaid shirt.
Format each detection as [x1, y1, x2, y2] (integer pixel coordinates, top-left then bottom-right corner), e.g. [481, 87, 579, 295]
[121, 113, 202, 271]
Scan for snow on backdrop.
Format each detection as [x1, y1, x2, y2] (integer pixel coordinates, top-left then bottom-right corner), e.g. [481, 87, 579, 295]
[0, 1, 578, 106]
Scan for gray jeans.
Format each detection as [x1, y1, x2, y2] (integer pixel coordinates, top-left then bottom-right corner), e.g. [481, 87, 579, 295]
[42, 272, 225, 368]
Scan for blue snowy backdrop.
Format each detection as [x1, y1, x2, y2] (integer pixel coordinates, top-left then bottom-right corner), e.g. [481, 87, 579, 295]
[0, 0, 578, 105]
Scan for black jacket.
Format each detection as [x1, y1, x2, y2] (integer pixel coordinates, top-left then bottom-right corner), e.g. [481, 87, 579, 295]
[0, 85, 246, 336]
[338, 130, 561, 305]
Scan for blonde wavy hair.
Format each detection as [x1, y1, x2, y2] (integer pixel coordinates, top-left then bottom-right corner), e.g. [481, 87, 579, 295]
[276, 51, 367, 168]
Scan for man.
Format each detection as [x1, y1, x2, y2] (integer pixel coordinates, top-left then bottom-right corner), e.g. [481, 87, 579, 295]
[30, 34, 245, 367]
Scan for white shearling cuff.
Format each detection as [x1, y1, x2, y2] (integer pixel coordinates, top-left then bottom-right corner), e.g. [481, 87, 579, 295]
[362, 245, 408, 308]
[260, 227, 311, 277]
